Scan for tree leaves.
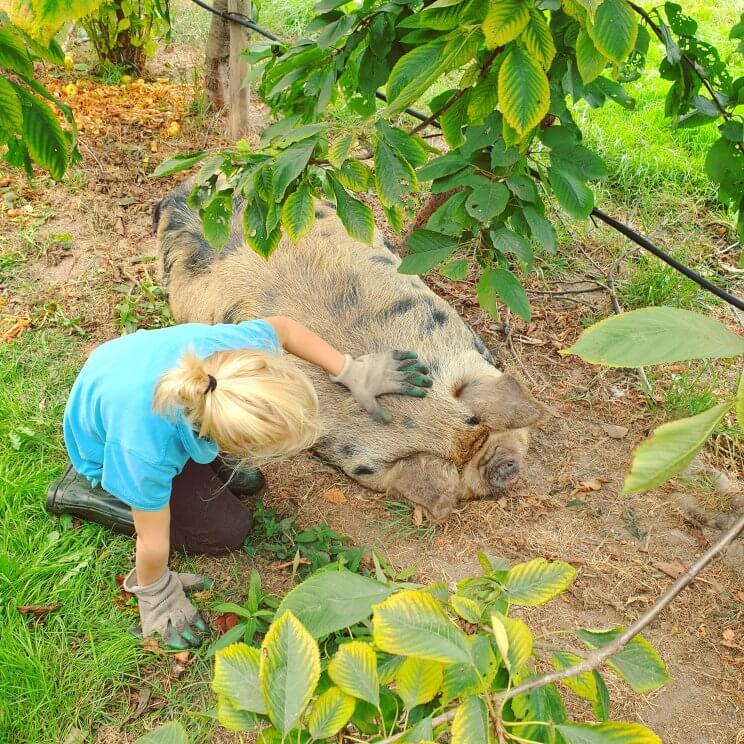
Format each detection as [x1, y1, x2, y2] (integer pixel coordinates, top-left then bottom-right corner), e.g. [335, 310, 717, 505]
[623, 402, 732, 494]
[307, 687, 356, 740]
[281, 184, 315, 243]
[201, 191, 232, 250]
[551, 651, 609, 720]
[499, 45, 549, 135]
[465, 182, 509, 223]
[328, 174, 374, 244]
[386, 40, 447, 110]
[558, 722, 661, 744]
[587, 0, 638, 64]
[259, 612, 320, 735]
[477, 267, 531, 322]
[328, 641, 380, 706]
[491, 612, 533, 674]
[482, 0, 530, 49]
[548, 166, 594, 218]
[521, 9, 556, 69]
[505, 558, 577, 606]
[576, 30, 607, 84]
[374, 139, 416, 207]
[273, 138, 317, 202]
[213, 643, 267, 714]
[8, 0, 105, 44]
[132, 722, 189, 744]
[0, 76, 22, 132]
[451, 695, 489, 744]
[398, 229, 458, 275]
[394, 657, 443, 709]
[328, 132, 354, 169]
[566, 307, 744, 366]
[0, 27, 33, 77]
[372, 590, 471, 664]
[576, 628, 670, 693]
[17, 87, 69, 180]
[153, 151, 208, 177]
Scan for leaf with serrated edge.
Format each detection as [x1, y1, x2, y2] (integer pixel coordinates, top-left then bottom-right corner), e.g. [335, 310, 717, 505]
[213, 643, 267, 713]
[307, 686, 356, 740]
[259, 611, 320, 735]
[505, 558, 576, 606]
[328, 641, 380, 706]
[499, 46, 549, 135]
[477, 267, 531, 322]
[451, 695, 489, 744]
[375, 139, 416, 207]
[216, 695, 260, 732]
[492, 613, 532, 673]
[576, 29, 607, 84]
[482, 0, 530, 48]
[558, 722, 661, 744]
[395, 657, 443, 709]
[521, 9, 556, 69]
[576, 628, 669, 693]
[372, 590, 471, 664]
[281, 185, 314, 243]
[450, 595, 482, 623]
[441, 634, 498, 704]
[329, 174, 374, 244]
[548, 166, 594, 219]
[0, 77, 22, 132]
[587, 0, 638, 64]
[551, 650, 599, 705]
[623, 402, 732, 494]
[328, 132, 353, 168]
[132, 722, 189, 744]
[18, 87, 69, 180]
[399, 229, 458, 275]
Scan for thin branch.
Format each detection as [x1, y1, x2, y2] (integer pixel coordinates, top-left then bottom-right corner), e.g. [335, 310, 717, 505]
[526, 286, 607, 296]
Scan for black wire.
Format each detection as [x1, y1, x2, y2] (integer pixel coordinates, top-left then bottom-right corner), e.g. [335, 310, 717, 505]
[188, 0, 743, 311]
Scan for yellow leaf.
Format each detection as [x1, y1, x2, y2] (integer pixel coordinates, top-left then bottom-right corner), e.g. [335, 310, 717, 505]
[394, 657, 443, 709]
[491, 613, 532, 674]
[328, 640, 380, 706]
[213, 643, 266, 714]
[482, 0, 530, 49]
[498, 45, 549, 135]
[307, 686, 356, 740]
[8, 0, 104, 44]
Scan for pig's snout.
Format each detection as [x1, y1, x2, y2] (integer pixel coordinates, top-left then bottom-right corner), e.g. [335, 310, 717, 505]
[488, 457, 520, 490]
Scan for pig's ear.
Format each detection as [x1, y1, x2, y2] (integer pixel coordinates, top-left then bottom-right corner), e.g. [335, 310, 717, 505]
[459, 373, 542, 431]
[388, 454, 459, 523]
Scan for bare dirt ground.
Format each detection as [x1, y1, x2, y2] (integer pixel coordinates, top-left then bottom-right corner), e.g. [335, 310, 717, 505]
[1, 47, 742, 744]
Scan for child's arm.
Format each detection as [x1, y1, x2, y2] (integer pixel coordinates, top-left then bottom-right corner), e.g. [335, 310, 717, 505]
[132, 506, 171, 585]
[264, 315, 433, 423]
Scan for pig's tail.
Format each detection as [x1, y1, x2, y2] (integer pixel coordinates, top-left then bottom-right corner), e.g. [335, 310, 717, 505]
[153, 348, 319, 462]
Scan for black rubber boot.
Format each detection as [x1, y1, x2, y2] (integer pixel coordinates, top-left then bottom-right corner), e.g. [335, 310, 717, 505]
[211, 459, 267, 498]
[45, 463, 135, 535]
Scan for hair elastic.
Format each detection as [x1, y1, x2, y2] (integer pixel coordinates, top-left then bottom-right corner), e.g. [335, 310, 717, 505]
[205, 374, 217, 394]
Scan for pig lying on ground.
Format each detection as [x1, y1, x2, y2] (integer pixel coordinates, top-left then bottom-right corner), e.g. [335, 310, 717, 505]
[154, 180, 542, 520]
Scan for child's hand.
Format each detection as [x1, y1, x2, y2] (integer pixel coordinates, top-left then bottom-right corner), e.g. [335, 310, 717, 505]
[330, 350, 433, 423]
[124, 568, 211, 649]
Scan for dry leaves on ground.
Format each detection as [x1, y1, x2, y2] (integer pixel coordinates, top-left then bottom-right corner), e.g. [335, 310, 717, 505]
[322, 486, 347, 505]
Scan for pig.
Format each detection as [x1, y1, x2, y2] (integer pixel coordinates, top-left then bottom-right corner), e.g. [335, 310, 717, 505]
[153, 179, 542, 521]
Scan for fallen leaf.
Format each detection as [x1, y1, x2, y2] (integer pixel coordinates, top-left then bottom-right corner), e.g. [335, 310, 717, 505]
[736, 591, 744, 602]
[174, 650, 191, 663]
[722, 629, 736, 642]
[653, 560, 686, 579]
[18, 604, 61, 616]
[125, 687, 152, 724]
[214, 612, 240, 635]
[115, 216, 125, 236]
[601, 423, 629, 439]
[321, 486, 347, 505]
[570, 478, 604, 496]
[140, 636, 162, 654]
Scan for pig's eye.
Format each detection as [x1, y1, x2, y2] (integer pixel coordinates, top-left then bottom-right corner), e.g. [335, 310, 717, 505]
[466, 416, 480, 425]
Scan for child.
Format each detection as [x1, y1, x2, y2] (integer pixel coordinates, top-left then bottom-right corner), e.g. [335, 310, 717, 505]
[46, 315, 431, 648]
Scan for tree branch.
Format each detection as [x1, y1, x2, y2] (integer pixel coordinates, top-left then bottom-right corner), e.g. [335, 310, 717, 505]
[374, 513, 744, 743]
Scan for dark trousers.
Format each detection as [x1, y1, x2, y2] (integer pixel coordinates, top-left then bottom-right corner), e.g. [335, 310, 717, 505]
[169, 460, 254, 555]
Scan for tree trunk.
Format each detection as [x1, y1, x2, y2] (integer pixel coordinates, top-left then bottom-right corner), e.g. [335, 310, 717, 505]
[205, 0, 230, 110]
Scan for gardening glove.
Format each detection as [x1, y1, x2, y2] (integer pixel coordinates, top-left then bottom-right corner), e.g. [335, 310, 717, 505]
[123, 568, 210, 650]
[330, 350, 433, 424]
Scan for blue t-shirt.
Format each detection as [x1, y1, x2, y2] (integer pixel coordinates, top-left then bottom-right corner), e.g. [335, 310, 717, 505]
[63, 320, 280, 511]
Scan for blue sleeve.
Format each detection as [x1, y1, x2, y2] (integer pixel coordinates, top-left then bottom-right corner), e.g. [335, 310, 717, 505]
[234, 319, 281, 354]
[101, 441, 177, 511]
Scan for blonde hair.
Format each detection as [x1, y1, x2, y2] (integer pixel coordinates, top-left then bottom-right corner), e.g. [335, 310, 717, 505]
[153, 348, 319, 462]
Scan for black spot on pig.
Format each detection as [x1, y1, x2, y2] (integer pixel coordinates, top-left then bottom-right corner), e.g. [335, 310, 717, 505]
[186, 235, 217, 275]
[427, 359, 441, 377]
[370, 255, 394, 266]
[469, 328, 496, 367]
[402, 416, 416, 429]
[151, 199, 162, 236]
[382, 238, 399, 256]
[352, 464, 375, 476]
[161, 244, 177, 282]
[332, 276, 361, 313]
[222, 302, 243, 324]
[340, 443, 358, 457]
[379, 297, 415, 322]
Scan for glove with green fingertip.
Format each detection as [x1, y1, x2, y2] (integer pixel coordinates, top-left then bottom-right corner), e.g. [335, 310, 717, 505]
[330, 349, 433, 423]
[123, 568, 211, 650]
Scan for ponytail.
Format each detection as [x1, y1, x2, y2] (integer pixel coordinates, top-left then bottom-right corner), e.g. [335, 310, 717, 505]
[153, 348, 319, 461]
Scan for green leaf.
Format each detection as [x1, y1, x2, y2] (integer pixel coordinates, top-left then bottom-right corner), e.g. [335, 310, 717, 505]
[418, 155, 470, 181]
[153, 151, 208, 177]
[521, 9, 556, 69]
[566, 307, 744, 366]
[275, 569, 392, 638]
[259, 611, 320, 735]
[465, 182, 510, 223]
[8, 0, 104, 44]
[558, 722, 661, 744]
[505, 558, 576, 605]
[548, 166, 594, 218]
[395, 657, 443, 709]
[482, 0, 530, 48]
[281, 184, 315, 243]
[375, 139, 416, 207]
[0, 76, 22, 133]
[576, 628, 670, 693]
[440, 91, 470, 148]
[328, 174, 374, 244]
[477, 267, 531, 322]
[576, 29, 607, 84]
[213, 643, 267, 714]
[273, 139, 316, 202]
[705, 137, 744, 205]
[587, 0, 638, 64]
[490, 227, 533, 266]
[523, 206, 556, 251]
[399, 229, 458, 275]
[336, 159, 371, 193]
[386, 40, 447, 107]
[217, 695, 260, 732]
[467, 69, 499, 124]
[372, 589, 471, 664]
[506, 175, 537, 202]
[205, 622, 247, 659]
[450, 595, 482, 623]
[737, 374, 744, 432]
[441, 258, 468, 280]
[328, 132, 354, 169]
[491, 612, 532, 674]
[201, 191, 232, 251]
[451, 695, 489, 744]
[244, 196, 281, 259]
[499, 45, 549, 135]
[623, 402, 732, 494]
[18, 87, 69, 180]
[0, 27, 33, 77]
[308, 686, 356, 740]
[132, 722, 189, 744]
[441, 634, 498, 704]
[551, 144, 607, 181]
[328, 641, 380, 706]
[551, 651, 609, 718]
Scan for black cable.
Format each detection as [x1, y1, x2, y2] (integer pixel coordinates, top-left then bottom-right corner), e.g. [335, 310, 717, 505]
[188, 0, 743, 311]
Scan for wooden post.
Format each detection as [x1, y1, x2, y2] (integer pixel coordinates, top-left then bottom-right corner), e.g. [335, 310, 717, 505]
[228, 0, 250, 139]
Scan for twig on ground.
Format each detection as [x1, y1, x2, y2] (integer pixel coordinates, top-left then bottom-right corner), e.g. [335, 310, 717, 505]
[527, 286, 607, 296]
[79, 140, 105, 175]
[374, 513, 744, 744]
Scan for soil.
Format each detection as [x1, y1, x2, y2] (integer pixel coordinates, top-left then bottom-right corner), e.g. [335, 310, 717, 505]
[1, 45, 742, 744]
